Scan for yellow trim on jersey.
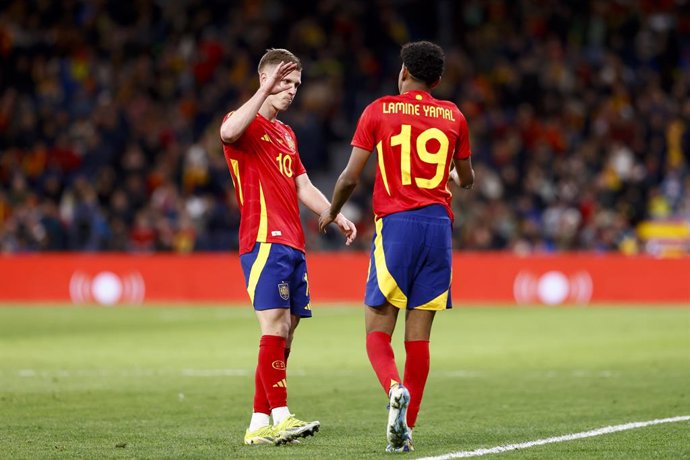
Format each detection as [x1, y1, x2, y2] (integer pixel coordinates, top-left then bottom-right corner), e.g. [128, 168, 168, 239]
[247, 243, 272, 304]
[376, 141, 391, 195]
[229, 159, 243, 205]
[373, 218, 407, 308]
[415, 289, 449, 311]
[257, 183, 268, 242]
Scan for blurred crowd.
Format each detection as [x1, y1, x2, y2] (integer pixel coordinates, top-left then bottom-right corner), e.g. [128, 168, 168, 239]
[1, 0, 689, 254]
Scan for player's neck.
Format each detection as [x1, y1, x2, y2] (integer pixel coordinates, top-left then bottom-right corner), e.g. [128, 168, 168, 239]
[400, 82, 431, 94]
[258, 102, 279, 122]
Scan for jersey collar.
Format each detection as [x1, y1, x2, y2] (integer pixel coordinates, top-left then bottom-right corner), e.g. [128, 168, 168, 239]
[402, 89, 432, 100]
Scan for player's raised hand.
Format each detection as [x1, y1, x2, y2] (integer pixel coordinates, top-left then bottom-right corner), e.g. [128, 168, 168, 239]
[261, 61, 298, 95]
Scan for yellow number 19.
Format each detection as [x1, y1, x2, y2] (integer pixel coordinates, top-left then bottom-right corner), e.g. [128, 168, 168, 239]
[390, 124, 449, 189]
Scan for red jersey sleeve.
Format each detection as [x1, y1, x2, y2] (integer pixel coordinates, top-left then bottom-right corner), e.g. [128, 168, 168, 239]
[351, 102, 378, 151]
[454, 112, 472, 160]
[294, 153, 306, 177]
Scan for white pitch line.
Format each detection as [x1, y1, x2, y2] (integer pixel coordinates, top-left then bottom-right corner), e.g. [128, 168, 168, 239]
[416, 415, 690, 460]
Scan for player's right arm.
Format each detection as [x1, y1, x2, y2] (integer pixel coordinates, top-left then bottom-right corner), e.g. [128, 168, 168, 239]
[219, 61, 297, 143]
[319, 101, 375, 232]
[318, 146, 371, 233]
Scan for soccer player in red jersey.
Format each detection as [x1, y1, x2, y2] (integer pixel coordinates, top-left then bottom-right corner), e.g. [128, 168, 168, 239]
[319, 41, 474, 452]
[220, 49, 356, 446]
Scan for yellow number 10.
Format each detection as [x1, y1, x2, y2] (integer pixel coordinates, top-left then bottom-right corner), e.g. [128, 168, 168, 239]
[275, 153, 293, 177]
[390, 124, 449, 189]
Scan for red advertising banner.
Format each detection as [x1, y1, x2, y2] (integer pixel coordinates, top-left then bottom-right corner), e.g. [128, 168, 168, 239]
[0, 253, 688, 305]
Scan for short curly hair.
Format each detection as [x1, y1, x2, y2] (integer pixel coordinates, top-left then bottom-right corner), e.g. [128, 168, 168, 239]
[400, 41, 445, 85]
[258, 48, 302, 72]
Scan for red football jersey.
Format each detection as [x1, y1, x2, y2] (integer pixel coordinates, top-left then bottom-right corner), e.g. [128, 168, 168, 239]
[351, 90, 471, 220]
[222, 113, 307, 254]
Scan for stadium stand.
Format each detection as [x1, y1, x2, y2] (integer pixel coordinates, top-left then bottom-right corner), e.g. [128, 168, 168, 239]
[0, 0, 688, 253]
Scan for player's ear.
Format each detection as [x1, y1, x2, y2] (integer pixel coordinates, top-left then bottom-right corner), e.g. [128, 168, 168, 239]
[401, 66, 410, 81]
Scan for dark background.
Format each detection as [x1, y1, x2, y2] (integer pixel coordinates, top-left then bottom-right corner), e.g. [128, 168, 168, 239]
[1, 0, 688, 253]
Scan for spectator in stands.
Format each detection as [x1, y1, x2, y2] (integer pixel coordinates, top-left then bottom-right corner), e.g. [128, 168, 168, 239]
[0, 0, 688, 254]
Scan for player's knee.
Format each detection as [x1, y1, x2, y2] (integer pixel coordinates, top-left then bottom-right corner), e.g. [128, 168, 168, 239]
[277, 320, 292, 338]
[258, 312, 291, 337]
[404, 331, 431, 341]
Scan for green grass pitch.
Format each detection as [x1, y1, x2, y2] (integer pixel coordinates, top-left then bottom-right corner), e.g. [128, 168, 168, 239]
[1, 305, 688, 459]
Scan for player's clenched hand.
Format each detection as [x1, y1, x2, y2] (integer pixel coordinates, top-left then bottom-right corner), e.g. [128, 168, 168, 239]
[261, 61, 298, 95]
[334, 213, 357, 246]
[318, 209, 357, 246]
[318, 209, 335, 234]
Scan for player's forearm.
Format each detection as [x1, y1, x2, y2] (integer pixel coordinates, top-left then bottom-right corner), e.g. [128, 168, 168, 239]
[327, 173, 358, 218]
[298, 184, 332, 216]
[295, 174, 331, 215]
[220, 88, 270, 143]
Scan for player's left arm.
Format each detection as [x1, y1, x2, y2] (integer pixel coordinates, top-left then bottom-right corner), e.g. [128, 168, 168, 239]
[450, 112, 474, 189]
[295, 173, 357, 245]
[318, 146, 371, 232]
[454, 157, 474, 189]
[449, 158, 474, 189]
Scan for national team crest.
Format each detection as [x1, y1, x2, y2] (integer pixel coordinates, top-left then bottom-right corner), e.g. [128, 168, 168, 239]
[278, 282, 290, 300]
[284, 134, 295, 151]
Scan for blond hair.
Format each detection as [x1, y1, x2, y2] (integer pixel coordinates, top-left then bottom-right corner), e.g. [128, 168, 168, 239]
[258, 48, 302, 72]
